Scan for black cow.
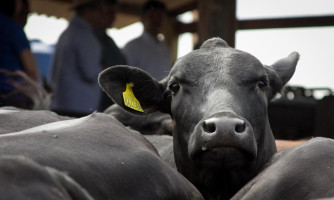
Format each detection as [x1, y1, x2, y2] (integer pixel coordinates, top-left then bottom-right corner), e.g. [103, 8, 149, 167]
[231, 137, 334, 200]
[0, 113, 203, 200]
[145, 135, 175, 166]
[0, 155, 93, 200]
[104, 104, 172, 135]
[98, 37, 299, 199]
[0, 107, 71, 134]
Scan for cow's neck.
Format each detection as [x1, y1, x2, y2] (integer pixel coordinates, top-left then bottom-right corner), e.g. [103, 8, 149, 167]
[196, 166, 257, 200]
[256, 121, 277, 170]
[172, 120, 277, 200]
[173, 133, 256, 200]
[177, 156, 258, 200]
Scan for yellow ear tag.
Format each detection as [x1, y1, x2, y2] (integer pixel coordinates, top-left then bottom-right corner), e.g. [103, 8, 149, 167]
[122, 82, 144, 112]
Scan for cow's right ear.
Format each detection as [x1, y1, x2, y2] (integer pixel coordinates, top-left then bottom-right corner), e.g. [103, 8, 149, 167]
[265, 52, 299, 100]
[98, 65, 169, 115]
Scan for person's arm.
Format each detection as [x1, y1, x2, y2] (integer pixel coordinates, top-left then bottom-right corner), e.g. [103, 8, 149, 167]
[12, 22, 39, 82]
[19, 48, 39, 81]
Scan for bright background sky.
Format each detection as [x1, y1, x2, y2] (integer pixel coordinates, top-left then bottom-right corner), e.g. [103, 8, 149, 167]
[24, 0, 334, 93]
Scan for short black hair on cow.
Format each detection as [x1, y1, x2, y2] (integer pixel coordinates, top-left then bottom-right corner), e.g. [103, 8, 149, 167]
[142, 0, 167, 14]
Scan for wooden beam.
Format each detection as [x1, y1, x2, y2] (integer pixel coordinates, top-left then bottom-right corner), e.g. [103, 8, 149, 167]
[161, 18, 179, 62]
[238, 16, 334, 30]
[197, 0, 237, 47]
[117, 3, 141, 16]
[118, 2, 198, 18]
[175, 21, 197, 34]
[168, 1, 197, 17]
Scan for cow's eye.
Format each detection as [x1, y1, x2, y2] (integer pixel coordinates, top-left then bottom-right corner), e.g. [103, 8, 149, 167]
[169, 82, 180, 94]
[257, 80, 267, 89]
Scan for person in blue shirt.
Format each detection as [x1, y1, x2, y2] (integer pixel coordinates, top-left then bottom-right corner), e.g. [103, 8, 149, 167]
[0, 0, 39, 108]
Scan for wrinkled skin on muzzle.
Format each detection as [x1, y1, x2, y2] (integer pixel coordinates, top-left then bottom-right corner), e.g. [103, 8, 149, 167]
[98, 37, 299, 200]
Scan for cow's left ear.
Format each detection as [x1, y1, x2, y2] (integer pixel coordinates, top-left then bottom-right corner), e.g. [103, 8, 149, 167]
[265, 52, 299, 100]
[98, 65, 168, 114]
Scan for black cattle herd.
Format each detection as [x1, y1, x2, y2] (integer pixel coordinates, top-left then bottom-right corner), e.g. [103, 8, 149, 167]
[1, 38, 334, 200]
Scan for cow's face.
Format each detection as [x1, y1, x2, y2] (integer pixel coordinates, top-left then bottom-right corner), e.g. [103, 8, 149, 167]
[99, 37, 299, 198]
[168, 45, 270, 171]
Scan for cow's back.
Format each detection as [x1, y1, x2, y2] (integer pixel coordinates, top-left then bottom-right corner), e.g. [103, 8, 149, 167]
[231, 137, 334, 200]
[145, 135, 175, 167]
[0, 107, 71, 134]
[105, 104, 172, 135]
[0, 113, 203, 200]
[0, 155, 93, 200]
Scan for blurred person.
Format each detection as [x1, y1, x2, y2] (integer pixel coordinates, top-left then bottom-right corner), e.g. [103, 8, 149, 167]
[122, 0, 172, 81]
[93, 0, 126, 111]
[0, 0, 39, 108]
[51, 0, 111, 117]
[12, 0, 29, 27]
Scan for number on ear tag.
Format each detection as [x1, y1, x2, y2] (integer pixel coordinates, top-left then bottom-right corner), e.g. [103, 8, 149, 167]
[122, 82, 144, 112]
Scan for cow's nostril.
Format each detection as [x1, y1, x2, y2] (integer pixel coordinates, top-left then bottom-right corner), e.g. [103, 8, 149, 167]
[235, 121, 246, 133]
[203, 120, 216, 133]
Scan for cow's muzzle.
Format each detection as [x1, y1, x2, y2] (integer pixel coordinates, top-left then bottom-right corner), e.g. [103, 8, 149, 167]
[188, 112, 257, 168]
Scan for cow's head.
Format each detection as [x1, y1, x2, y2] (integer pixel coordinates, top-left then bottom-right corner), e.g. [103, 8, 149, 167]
[98, 37, 299, 199]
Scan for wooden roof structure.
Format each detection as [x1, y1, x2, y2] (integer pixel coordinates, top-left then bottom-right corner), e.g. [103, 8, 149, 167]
[29, 0, 334, 59]
[29, 0, 197, 29]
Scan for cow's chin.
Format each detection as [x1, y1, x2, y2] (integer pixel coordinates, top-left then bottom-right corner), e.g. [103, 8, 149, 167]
[193, 147, 253, 169]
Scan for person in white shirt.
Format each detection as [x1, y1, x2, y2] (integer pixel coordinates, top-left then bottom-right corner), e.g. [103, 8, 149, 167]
[122, 0, 172, 81]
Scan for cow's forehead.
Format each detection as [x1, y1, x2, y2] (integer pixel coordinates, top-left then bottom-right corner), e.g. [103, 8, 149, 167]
[170, 46, 265, 82]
